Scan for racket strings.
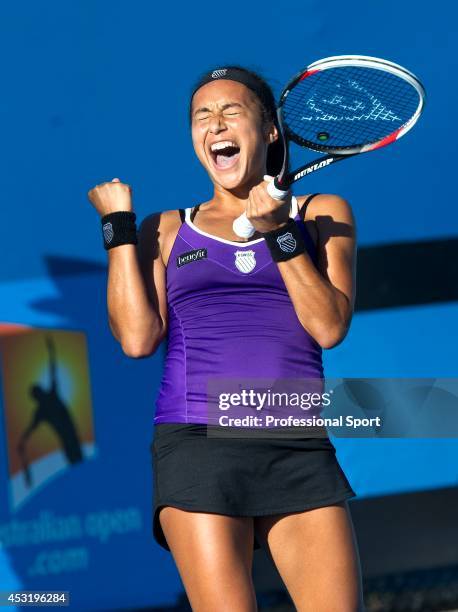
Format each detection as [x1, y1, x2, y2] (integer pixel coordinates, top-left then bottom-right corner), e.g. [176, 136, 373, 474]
[282, 66, 420, 149]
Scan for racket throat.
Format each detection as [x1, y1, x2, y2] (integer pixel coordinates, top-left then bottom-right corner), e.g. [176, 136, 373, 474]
[290, 154, 347, 182]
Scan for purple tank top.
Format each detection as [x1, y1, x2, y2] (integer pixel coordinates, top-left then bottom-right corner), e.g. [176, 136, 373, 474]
[154, 196, 323, 424]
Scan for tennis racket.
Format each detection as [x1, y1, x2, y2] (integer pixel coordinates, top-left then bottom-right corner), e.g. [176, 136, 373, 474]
[233, 55, 426, 238]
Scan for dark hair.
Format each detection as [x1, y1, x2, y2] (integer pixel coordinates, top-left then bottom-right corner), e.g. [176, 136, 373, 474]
[189, 65, 286, 177]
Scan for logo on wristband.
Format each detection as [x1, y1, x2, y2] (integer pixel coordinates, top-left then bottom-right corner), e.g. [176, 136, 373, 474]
[277, 232, 297, 253]
[102, 222, 114, 244]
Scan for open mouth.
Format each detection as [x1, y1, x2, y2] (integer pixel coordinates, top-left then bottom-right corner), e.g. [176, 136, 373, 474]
[209, 140, 241, 170]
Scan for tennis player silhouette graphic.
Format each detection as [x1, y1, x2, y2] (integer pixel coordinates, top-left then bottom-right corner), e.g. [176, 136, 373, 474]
[17, 334, 83, 487]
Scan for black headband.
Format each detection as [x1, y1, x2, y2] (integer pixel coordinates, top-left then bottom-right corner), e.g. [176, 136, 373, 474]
[190, 67, 278, 123]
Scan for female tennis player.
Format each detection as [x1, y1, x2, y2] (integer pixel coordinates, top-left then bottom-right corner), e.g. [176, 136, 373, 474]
[88, 66, 364, 611]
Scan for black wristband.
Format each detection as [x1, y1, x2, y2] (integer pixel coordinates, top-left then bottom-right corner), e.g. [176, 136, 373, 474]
[262, 218, 307, 262]
[101, 211, 138, 250]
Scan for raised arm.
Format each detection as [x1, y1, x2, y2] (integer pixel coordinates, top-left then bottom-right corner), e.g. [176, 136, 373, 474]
[87, 179, 167, 357]
[276, 193, 357, 349]
[107, 211, 170, 357]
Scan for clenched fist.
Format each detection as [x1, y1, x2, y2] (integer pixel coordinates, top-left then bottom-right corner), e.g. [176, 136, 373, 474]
[87, 178, 133, 217]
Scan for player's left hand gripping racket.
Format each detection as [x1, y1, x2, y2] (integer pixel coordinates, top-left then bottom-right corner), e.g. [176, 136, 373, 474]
[233, 55, 426, 238]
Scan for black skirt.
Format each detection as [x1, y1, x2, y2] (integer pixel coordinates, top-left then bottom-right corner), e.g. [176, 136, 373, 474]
[150, 423, 356, 552]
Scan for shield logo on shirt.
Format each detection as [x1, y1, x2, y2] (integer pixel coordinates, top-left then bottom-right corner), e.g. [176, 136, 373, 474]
[234, 250, 256, 273]
[277, 232, 296, 253]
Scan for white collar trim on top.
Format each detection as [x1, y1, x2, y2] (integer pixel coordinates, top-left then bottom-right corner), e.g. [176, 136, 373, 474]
[184, 196, 299, 247]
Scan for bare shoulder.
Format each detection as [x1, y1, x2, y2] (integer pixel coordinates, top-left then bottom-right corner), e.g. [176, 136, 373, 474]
[295, 193, 356, 252]
[138, 209, 183, 266]
[296, 193, 355, 223]
[138, 209, 181, 233]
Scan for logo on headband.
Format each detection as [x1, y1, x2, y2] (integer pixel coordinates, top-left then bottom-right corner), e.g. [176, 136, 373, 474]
[211, 69, 228, 79]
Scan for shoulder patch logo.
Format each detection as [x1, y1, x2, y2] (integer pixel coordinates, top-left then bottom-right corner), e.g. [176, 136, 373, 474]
[176, 248, 207, 268]
[234, 250, 256, 273]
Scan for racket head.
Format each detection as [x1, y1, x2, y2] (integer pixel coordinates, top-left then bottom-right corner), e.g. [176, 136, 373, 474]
[278, 55, 426, 155]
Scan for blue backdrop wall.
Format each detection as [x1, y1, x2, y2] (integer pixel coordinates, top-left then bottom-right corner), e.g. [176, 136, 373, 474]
[1, 0, 457, 609]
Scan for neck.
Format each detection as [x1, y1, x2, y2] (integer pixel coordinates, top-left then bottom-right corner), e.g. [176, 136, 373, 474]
[209, 175, 265, 215]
